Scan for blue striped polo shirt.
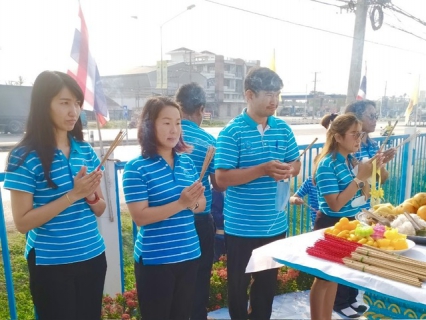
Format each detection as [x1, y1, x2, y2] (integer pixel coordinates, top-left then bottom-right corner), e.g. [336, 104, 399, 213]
[295, 176, 319, 226]
[181, 119, 216, 215]
[123, 153, 201, 265]
[4, 137, 105, 265]
[354, 137, 380, 209]
[215, 109, 299, 237]
[315, 153, 362, 218]
[354, 137, 379, 161]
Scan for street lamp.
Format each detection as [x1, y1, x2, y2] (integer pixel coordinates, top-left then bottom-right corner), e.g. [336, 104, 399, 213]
[160, 4, 195, 95]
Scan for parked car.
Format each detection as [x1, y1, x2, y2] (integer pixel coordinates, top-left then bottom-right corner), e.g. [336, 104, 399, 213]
[0, 85, 32, 134]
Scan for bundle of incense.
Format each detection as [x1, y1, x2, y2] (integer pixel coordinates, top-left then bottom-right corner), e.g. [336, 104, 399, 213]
[342, 258, 422, 287]
[307, 234, 426, 287]
[198, 146, 215, 182]
[378, 120, 398, 152]
[349, 252, 426, 281]
[395, 130, 420, 149]
[97, 130, 127, 170]
[295, 137, 318, 161]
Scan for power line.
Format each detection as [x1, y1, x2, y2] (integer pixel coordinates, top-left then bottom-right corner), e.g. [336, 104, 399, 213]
[384, 3, 426, 27]
[204, 0, 426, 56]
[385, 23, 426, 42]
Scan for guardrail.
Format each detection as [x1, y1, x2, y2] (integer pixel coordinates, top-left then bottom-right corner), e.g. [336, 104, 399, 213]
[1, 134, 425, 319]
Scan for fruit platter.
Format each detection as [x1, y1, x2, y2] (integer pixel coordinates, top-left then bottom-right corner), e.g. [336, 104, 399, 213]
[355, 192, 426, 245]
[324, 217, 414, 252]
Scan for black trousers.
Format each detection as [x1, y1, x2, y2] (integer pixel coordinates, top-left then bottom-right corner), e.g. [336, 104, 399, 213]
[27, 249, 107, 320]
[135, 257, 199, 320]
[191, 214, 215, 320]
[313, 212, 359, 310]
[225, 232, 286, 320]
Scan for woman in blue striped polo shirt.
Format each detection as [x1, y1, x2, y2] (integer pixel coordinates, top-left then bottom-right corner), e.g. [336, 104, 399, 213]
[123, 97, 206, 320]
[4, 71, 107, 320]
[309, 113, 382, 320]
[345, 100, 396, 183]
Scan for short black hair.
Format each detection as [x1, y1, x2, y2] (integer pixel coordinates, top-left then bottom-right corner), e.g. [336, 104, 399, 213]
[244, 67, 283, 94]
[345, 100, 376, 120]
[175, 82, 206, 115]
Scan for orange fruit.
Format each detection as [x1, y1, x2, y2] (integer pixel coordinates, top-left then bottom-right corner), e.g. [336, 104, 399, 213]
[401, 201, 417, 214]
[413, 193, 426, 207]
[417, 205, 426, 221]
[405, 199, 420, 211]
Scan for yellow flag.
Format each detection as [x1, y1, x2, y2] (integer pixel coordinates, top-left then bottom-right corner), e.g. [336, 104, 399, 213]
[269, 49, 276, 72]
[405, 77, 420, 124]
[268, 49, 281, 109]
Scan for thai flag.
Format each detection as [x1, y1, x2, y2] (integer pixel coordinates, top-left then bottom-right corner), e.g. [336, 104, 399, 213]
[68, 4, 109, 126]
[356, 75, 367, 101]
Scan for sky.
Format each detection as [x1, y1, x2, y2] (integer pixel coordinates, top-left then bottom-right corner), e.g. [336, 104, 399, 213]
[0, 0, 425, 100]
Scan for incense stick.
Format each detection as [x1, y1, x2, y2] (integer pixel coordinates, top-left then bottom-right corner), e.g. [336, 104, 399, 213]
[199, 146, 215, 181]
[301, 199, 318, 213]
[97, 130, 127, 170]
[295, 137, 318, 161]
[378, 120, 398, 152]
[395, 130, 420, 149]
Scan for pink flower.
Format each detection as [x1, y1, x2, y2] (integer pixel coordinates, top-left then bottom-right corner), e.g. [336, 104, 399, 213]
[122, 314, 130, 319]
[216, 293, 222, 300]
[103, 296, 113, 304]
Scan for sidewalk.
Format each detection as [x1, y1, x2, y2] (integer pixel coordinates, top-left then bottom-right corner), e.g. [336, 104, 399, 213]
[208, 291, 367, 320]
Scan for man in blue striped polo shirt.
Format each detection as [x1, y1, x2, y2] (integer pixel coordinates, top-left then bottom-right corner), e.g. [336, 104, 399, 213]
[175, 83, 224, 320]
[215, 67, 301, 320]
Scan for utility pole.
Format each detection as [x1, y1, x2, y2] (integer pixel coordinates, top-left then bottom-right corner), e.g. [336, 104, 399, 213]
[312, 72, 320, 118]
[313, 71, 320, 94]
[345, 0, 369, 107]
[381, 81, 387, 117]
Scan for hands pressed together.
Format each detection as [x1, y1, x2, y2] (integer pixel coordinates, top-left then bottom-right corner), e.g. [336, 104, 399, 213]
[68, 166, 103, 202]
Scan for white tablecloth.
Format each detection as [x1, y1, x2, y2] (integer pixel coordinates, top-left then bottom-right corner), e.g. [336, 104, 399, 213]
[246, 230, 426, 305]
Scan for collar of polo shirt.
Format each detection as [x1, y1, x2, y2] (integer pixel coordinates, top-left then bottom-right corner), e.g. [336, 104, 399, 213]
[241, 108, 278, 130]
[182, 119, 198, 128]
[334, 152, 355, 164]
[68, 135, 84, 154]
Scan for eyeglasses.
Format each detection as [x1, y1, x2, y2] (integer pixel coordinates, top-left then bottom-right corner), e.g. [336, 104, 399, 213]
[364, 113, 379, 121]
[346, 131, 366, 140]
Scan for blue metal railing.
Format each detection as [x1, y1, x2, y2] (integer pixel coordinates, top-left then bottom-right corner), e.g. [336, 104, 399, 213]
[1, 133, 426, 319]
[0, 173, 18, 320]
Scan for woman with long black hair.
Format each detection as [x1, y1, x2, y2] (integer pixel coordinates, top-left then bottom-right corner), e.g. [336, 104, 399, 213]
[4, 71, 107, 320]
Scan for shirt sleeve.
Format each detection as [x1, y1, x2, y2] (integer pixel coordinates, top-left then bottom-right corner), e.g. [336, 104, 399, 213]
[283, 127, 299, 163]
[316, 163, 340, 196]
[4, 150, 37, 194]
[215, 127, 239, 170]
[123, 161, 148, 203]
[295, 179, 310, 198]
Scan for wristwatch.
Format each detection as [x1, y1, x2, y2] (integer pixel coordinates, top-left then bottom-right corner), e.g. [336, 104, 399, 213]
[354, 178, 365, 189]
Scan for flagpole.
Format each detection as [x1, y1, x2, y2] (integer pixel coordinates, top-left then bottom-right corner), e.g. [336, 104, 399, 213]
[415, 74, 421, 130]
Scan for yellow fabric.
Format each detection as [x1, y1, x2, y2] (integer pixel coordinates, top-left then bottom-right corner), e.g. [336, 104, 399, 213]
[370, 159, 384, 206]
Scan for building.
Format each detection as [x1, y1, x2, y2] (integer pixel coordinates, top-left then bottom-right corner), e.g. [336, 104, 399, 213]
[278, 92, 347, 117]
[100, 47, 260, 121]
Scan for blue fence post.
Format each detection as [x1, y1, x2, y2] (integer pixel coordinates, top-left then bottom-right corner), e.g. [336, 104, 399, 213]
[114, 163, 125, 293]
[0, 173, 18, 320]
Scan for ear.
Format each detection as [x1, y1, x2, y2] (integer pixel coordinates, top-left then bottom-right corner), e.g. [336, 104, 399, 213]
[245, 90, 254, 102]
[334, 133, 344, 144]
